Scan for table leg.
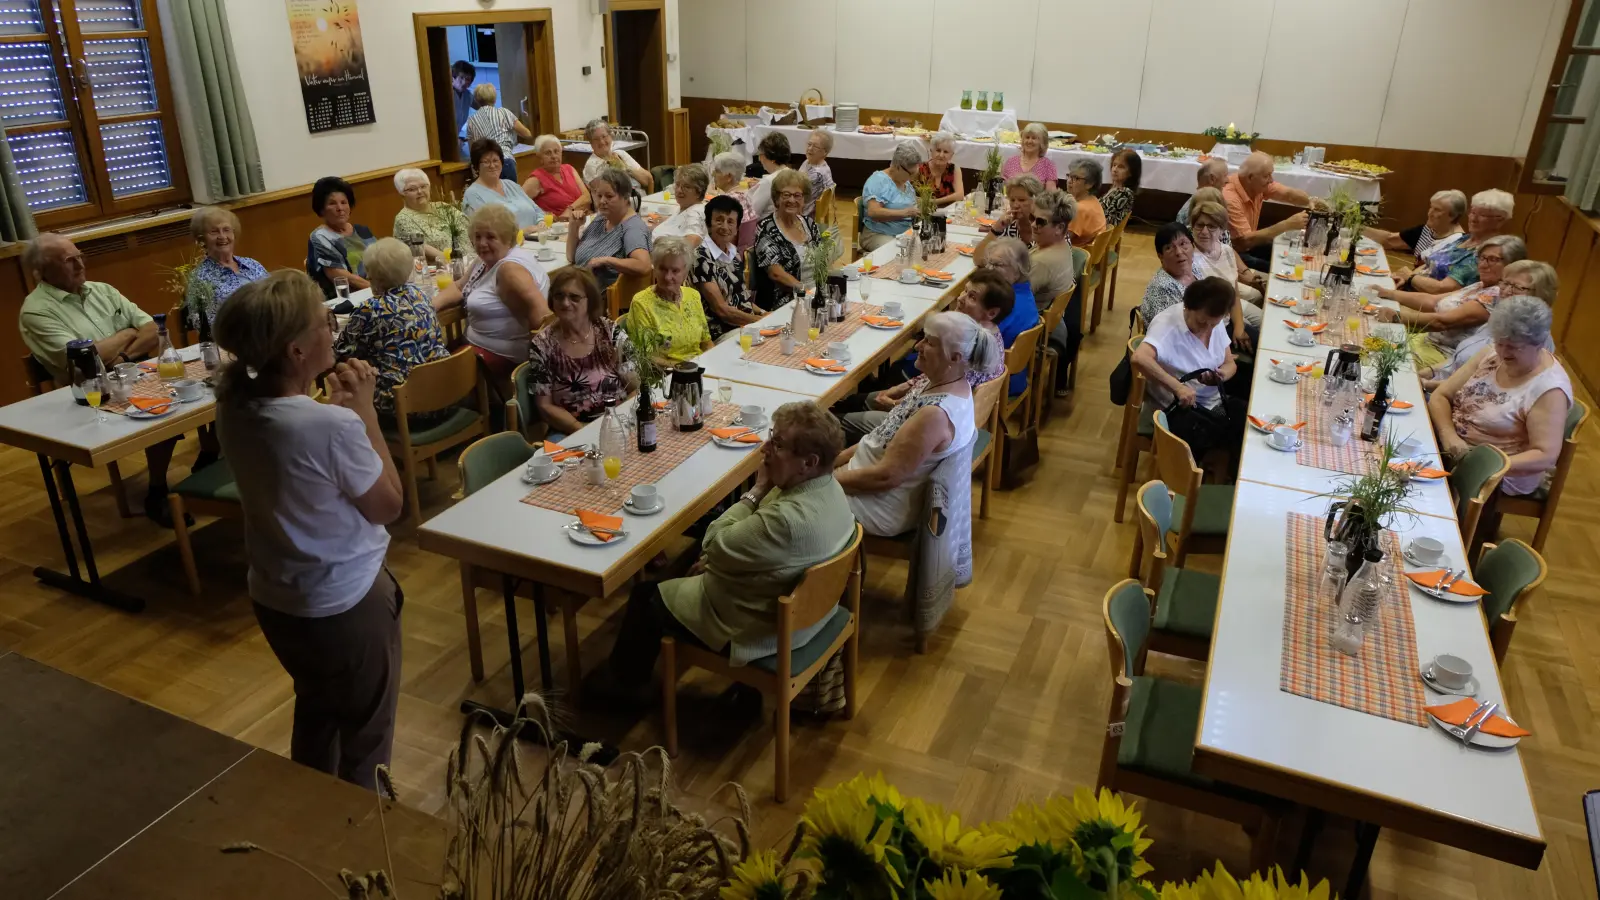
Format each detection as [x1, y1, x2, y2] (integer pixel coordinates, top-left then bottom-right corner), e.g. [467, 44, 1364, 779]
[1343, 821, 1380, 899]
[32, 455, 144, 613]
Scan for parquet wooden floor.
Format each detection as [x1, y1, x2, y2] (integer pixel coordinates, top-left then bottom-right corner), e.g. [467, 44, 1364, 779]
[1, 224, 1596, 899]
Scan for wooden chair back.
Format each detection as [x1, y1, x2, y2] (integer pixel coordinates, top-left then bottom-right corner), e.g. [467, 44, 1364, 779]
[1085, 228, 1117, 271]
[972, 372, 1006, 428]
[1126, 337, 1146, 409]
[607, 270, 653, 319]
[1133, 480, 1175, 587]
[395, 346, 482, 416]
[1131, 308, 1147, 337]
[1004, 322, 1044, 379]
[1151, 409, 1203, 543]
[1098, 578, 1154, 787]
[22, 354, 54, 394]
[780, 524, 864, 636]
[437, 305, 467, 346]
[1476, 538, 1548, 664]
[1041, 289, 1072, 339]
[1449, 444, 1509, 547]
[458, 431, 535, 497]
[815, 186, 836, 229]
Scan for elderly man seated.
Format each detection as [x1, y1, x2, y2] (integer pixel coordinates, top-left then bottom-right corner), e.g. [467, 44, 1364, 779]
[591, 401, 856, 702]
[1176, 157, 1229, 227]
[1224, 151, 1311, 272]
[19, 234, 196, 525]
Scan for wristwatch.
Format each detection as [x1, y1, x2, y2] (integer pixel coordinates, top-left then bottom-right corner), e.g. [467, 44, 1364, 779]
[740, 489, 763, 507]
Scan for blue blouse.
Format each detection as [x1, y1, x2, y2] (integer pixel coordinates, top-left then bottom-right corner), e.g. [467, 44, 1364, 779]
[463, 179, 544, 231]
[185, 255, 267, 326]
[996, 282, 1040, 397]
[861, 170, 917, 237]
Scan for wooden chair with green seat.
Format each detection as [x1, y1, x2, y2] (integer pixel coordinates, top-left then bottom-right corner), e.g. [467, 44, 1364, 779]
[662, 523, 863, 802]
[437, 305, 466, 347]
[1099, 579, 1286, 874]
[1130, 480, 1218, 661]
[994, 323, 1044, 488]
[1149, 409, 1232, 568]
[454, 431, 538, 681]
[503, 361, 549, 444]
[167, 460, 241, 596]
[1112, 337, 1153, 524]
[1102, 216, 1130, 314]
[23, 355, 134, 519]
[1447, 443, 1509, 554]
[650, 165, 676, 192]
[385, 346, 491, 529]
[970, 375, 1006, 519]
[1494, 398, 1589, 552]
[1034, 288, 1073, 426]
[1474, 538, 1548, 665]
[1080, 229, 1116, 335]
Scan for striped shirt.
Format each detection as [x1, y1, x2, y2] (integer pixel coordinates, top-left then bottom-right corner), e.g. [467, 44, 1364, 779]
[573, 213, 652, 290]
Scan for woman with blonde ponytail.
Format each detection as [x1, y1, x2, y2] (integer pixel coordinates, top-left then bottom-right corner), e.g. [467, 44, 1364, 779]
[212, 270, 406, 792]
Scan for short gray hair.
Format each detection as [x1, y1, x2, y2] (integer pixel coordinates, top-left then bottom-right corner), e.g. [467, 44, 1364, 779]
[587, 166, 634, 200]
[21, 232, 68, 275]
[1034, 189, 1077, 229]
[1502, 259, 1558, 304]
[674, 162, 709, 199]
[583, 118, 611, 142]
[1068, 158, 1102, 185]
[1197, 157, 1228, 186]
[189, 205, 240, 242]
[924, 311, 1000, 374]
[650, 235, 691, 268]
[1004, 173, 1044, 197]
[987, 237, 1032, 281]
[392, 167, 429, 193]
[533, 133, 563, 153]
[712, 151, 746, 179]
[808, 130, 835, 152]
[1021, 122, 1049, 144]
[929, 131, 956, 152]
[364, 237, 415, 295]
[891, 139, 925, 172]
[1471, 188, 1514, 218]
[1431, 189, 1468, 223]
[1489, 295, 1553, 347]
[1480, 234, 1527, 264]
[472, 83, 497, 109]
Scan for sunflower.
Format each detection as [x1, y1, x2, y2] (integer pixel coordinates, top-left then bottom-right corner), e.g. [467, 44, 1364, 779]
[1061, 788, 1154, 887]
[720, 851, 789, 900]
[800, 778, 904, 894]
[922, 869, 1003, 900]
[902, 798, 1014, 872]
[1188, 864, 1335, 900]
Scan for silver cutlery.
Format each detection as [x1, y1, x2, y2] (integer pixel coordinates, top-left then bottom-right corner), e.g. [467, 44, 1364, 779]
[1433, 568, 1455, 591]
[1460, 701, 1498, 746]
[569, 523, 626, 538]
[1440, 569, 1464, 592]
[1444, 699, 1492, 743]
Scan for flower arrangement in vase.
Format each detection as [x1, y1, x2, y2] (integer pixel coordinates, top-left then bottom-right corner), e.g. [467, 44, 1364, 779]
[1202, 123, 1259, 146]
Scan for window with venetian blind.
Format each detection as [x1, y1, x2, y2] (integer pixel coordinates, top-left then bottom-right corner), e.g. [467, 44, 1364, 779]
[0, 0, 187, 228]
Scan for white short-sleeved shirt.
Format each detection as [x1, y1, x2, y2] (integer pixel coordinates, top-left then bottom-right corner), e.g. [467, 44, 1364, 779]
[465, 246, 549, 361]
[583, 149, 647, 193]
[748, 172, 777, 221]
[216, 395, 390, 617]
[653, 200, 707, 242]
[1141, 303, 1231, 410]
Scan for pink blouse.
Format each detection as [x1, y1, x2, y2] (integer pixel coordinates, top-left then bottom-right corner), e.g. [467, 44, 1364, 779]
[1001, 153, 1059, 186]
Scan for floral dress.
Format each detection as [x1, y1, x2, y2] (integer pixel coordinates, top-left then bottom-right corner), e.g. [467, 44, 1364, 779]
[691, 241, 757, 339]
[1101, 186, 1134, 228]
[917, 162, 957, 199]
[526, 318, 635, 424]
[752, 213, 819, 310]
[334, 283, 451, 421]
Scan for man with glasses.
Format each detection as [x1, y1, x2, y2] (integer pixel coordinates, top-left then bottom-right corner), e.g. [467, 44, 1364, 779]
[1223, 151, 1311, 272]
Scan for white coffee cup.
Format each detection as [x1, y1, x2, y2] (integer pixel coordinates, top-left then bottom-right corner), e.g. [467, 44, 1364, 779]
[1293, 300, 1317, 316]
[537, 248, 557, 261]
[827, 341, 851, 361]
[1428, 653, 1473, 690]
[739, 404, 766, 428]
[1288, 330, 1315, 347]
[629, 484, 660, 511]
[1408, 536, 1445, 564]
[1395, 435, 1424, 457]
[172, 378, 203, 401]
[1272, 360, 1299, 381]
[1269, 425, 1301, 450]
[527, 455, 556, 481]
[881, 300, 903, 317]
[898, 270, 920, 284]
[844, 267, 862, 281]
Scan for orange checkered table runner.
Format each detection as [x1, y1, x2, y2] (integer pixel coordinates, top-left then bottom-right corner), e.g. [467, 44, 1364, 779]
[741, 303, 885, 370]
[869, 249, 960, 282]
[1293, 301, 1376, 348]
[1293, 376, 1376, 477]
[107, 360, 210, 413]
[520, 402, 745, 515]
[1280, 512, 1428, 728]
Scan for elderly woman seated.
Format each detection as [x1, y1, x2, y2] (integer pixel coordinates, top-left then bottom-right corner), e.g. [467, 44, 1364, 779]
[1188, 194, 1264, 345]
[1378, 235, 1526, 369]
[1365, 188, 1466, 265]
[859, 140, 925, 252]
[433, 204, 551, 395]
[1141, 221, 1198, 325]
[976, 173, 1043, 248]
[463, 139, 544, 231]
[1063, 159, 1107, 243]
[710, 150, 758, 248]
[594, 401, 856, 701]
[1394, 188, 1513, 294]
[307, 176, 376, 298]
[464, 83, 532, 181]
[1424, 260, 1557, 387]
[565, 166, 653, 291]
[526, 266, 636, 438]
[748, 132, 794, 220]
[1002, 122, 1058, 184]
[753, 168, 821, 309]
[1100, 148, 1141, 228]
[691, 195, 763, 340]
[917, 132, 965, 206]
[974, 237, 1041, 397]
[581, 118, 652, 195]
[799, 130, 836, 218]
[1028, 190, 1081, 395]
[652, 162, 709, 247]
[838, 312, 992, 536]
[627, 236, 714, 365]
[1133, 277, 1246, 462]
[185, 206, 266, 326]
[1429, 296, 1572, 497]
[523, 134, 590, 217]
[335, 238, 451, 429]
[392, 167, 468, 265]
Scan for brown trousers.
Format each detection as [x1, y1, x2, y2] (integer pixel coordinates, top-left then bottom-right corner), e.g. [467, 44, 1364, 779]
[252, 568, 403, 792]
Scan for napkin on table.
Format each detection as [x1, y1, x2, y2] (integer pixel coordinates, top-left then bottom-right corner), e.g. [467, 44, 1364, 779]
[1283, 320, 1327, 332]
[542, 440, 585, 462]
[805, 358, 846, 372]
[709, 427, 762, 443]
[1248, 415, 1305, 431]
[576, 508, 624, 542]
[1405, 569, 1488, 596]
[1268, 359, 1316, 373]
[1424, 697, 1530, 738]
[861, 316, 904, 327]
[127, 397, 172, 414]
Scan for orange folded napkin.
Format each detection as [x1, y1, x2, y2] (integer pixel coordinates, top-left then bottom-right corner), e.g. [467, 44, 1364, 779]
[1248, 415, 1306, 431]
[1268, 359, 1317, 373]
[709, 427, 762, 443]
[1356, 265, 1390, 275]
[1390, 461, 1447, 479]
[804, 358, 846, 372]
[922, 269, 953, 280]
[759, 327, 782, 337]
[1267, 296, 1296, 307]
[1356, 247, 1378, 255]
[1405, 569, 1488, 597]
[1361, 304, 1379, 315]
[127, 397, 171, 414]
[542, 440, 585, 462]
[1283, 320, 1327, 332]
[976, 217, 995, 227]
[861, 315, 904, 327]
[1277, 273, 1303, 282]
[576, 508, 624, 542]
[1425, 697, 1529, 738]
[1363, 396, 1413, 409]
[652, 400, 669, 410]
[951, 244, 974, 254]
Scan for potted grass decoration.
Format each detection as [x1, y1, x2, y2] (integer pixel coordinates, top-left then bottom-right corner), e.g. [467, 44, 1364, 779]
[805, 227, 839, 298]
[980, 143, 1003, 213]
[1321, 432, 1418, 579]
[708, 130, 733, 159]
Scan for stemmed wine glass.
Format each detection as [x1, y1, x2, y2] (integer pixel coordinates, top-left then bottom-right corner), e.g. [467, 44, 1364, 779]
[84, 374, 106, 424]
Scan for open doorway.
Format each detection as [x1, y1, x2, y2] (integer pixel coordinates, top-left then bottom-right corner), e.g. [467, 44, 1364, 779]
[414, 10, 560, 168]
[605, 0, 667, 171]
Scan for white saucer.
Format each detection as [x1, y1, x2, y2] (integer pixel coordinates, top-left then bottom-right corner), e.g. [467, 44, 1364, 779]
[521, 467, 561, 486]
[1266, 437, 1302, 453]
[1412, 581, 1480, 604]
[565, 522, 627, 545]
[623, 497, 664, 515]
[1249, 415, 1286, 434]
[124, 404, 176, 419]
[864, 321, 903, 330]
[1268, 372, 1299, 385]
[1426, 708, 1522, 749]
[1386, 404, 1414, 415]
[805, 364, 848, 376]
[1401, 546, 1446, 568]
[1287, 335, 1317, 348]
[1420, 665, 1479, 698]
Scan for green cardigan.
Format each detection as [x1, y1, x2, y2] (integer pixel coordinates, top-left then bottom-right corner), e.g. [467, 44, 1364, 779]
[660, 473, 856, 650]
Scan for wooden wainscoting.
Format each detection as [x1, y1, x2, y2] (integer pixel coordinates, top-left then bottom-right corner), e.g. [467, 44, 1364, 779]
[1519, 196, 1600, 398]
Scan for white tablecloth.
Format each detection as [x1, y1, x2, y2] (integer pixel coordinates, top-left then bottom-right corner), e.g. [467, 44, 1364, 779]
[936, 106, 1019, 138]
[705, 124, 1381, 201]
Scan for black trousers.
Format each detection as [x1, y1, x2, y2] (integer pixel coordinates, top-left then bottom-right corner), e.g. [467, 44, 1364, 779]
[607, 582, 707, 686]
[1239, 245, 1273, 273]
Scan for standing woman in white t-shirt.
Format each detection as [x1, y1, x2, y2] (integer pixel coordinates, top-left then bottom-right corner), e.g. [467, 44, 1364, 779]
[212, 270, 406, 793]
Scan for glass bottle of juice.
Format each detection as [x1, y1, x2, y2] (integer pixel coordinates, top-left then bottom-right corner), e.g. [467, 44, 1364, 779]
[155, 316, 185, 381]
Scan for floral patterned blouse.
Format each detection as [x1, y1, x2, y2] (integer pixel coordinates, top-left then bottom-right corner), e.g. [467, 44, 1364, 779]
[334, 283, 450, 416]
[527, 318, 635, 423]
[752, 213, 819, 310]
[1101, 186, 1134, 228]
[185, 254, 267, 327]
[691, 240, 757, 339]
[917, 162, 957, 199]
[393, 203, 469, 260]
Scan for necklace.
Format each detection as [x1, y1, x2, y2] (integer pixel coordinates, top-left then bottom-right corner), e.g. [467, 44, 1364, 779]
[926, 374, 964, 392]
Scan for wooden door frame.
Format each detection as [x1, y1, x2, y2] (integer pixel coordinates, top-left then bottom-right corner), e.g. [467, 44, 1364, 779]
[412, 9, 561, 172]
[603, 0, 668, 147]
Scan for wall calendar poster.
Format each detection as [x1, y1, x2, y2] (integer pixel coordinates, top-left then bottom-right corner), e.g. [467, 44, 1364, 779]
[285, 0, 376, 133]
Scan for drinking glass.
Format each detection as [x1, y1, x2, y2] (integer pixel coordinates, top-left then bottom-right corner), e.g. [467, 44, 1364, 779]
[717, 380, 734, 405]
[83, 375, 106, 424]
[738, 326, 756, 366]
[859, 276, 873, 301]
[333, 275, 351, 302]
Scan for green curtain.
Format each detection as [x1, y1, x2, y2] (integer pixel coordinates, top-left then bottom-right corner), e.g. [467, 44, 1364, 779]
[0, 135, 37, 244]
[167, 0, 265, 202]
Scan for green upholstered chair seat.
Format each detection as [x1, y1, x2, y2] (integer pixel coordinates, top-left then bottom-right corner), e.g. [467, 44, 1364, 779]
[460, 432, 535, 497]
[384, 407, 479, 446]
[1107, 249, 1118, 267]
[1137, 403, 1155, 437]
[971, 428, 992, 460]
[1155, 566, 1220, 639]
[1117, 675, 1211, 787]
[1476, 541, 1544, 622]
[173, 459, 238, 502]
[1171, 484, 1234, 536]
[749, 605, 852, 674]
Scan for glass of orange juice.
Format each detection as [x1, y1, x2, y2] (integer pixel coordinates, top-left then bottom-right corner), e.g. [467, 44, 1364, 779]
[435, 268, 453, 291]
